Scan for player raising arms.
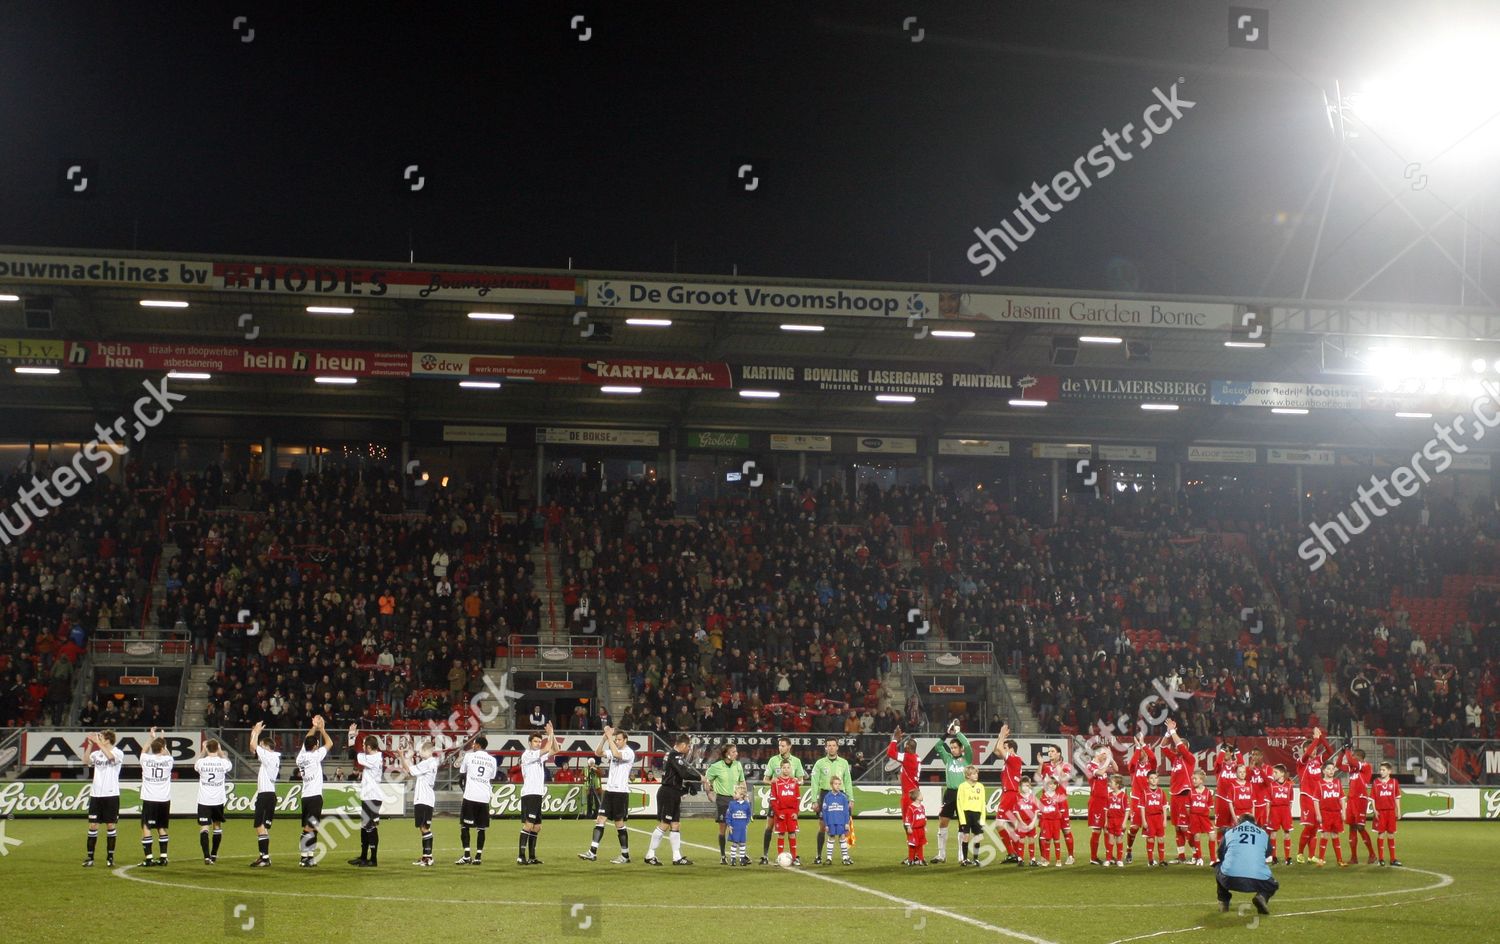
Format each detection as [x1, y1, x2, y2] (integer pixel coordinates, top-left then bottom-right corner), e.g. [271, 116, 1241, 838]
[1294, 726, 1329, 863]
[194, 738, 232, 864]
[763, 736, 807, 865]
[646, 732, 702, 866]
[248, 721, 280, 868]
[932, 721, 973, 864]
[1266, 764, 1295, 865]
[810, 737, 853, 865]
[518, 722, 559, 866]
[1038, 744, 1076, 864]
[138, 728, 173, 867]
[1244, 748, 1273, 834]
[1213, 741, 1243, 842]
[1163, 719, 1196, 864]
[1371, 762, 1402, 866]
[1123, 734, 1157, 864]
[455, 734, 496, 865]
[1314, 762, 1348, 867]
[294, 716, 332, 868]
[347, 724, 386, 867]
[580, 725, 635, 864]
[1084, 745, 1115, 865]
[1338, 747, 1376, 864]
[994, 723, 1025, 863]
[405, 741, 439, 867]
[81, 729, 122, 868]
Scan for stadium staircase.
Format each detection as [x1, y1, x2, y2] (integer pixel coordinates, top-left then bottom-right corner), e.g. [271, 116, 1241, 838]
[531, 538, 565, 642]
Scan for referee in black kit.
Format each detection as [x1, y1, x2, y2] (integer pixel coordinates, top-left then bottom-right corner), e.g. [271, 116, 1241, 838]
[645, 734, 704, 866]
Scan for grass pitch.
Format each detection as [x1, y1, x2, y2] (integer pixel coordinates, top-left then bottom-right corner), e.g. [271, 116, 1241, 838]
[2, 818, 1492, 943]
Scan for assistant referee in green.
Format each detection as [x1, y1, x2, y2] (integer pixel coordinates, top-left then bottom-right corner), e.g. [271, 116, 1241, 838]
[705, 744, 746, 864]
[810, 737, 853, 865]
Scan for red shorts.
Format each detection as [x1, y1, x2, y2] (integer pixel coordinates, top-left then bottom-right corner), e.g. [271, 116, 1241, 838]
[1267, 807, 1293, 833]
[1348, 795, 1370, 820]
[1375, 809, 1398, 834]
[1106, 818, 1126, 836]
[1170, 794, 1191, 827]
[1298, 796, 1319, 824]
[1319, 809, 1344, 833]
[1215, 799, 1236, 829]
[774, 813, 799, 834]
[909, 827, 927, 847]
[1041, 820, 1062, 840]
[1190, 813, 1213, 835]
[1017, 827, 1036, 840]
[1130, 796, 1147, 828]
[1144, 816, 1165, 839]
[1088, 796, 1107, 829]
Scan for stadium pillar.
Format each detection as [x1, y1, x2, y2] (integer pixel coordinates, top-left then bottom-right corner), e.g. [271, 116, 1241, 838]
[925, 454, 933, 488]
[1296, 466, 1304, 524]
[668, 446, 677, 502]
[1051, 459, 1060, 524]
[263, 437, 273, 480]
[536, 444, 546, 504]
[799, 452, 806, 480]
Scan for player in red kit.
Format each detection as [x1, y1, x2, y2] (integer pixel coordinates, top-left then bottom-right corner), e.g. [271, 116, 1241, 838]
[771, 760, 802, 865]
[1314, 764, 1347, 867]
[1123, 735, 1157, 864]
[1105, 774, 1129, 867]
[1163, 720, 1196, 863]
[1038, 746, 1075, 864]
[1244, 748, 1273, 827]
[1267, 765, 1295, 864]
[1230, 764, 1256, 822]
[1014, 779, 1040, 866]
[1338, 747, 1376, 863]
[887, 727, 920, 861]
[1138, 773, 1168, 867]
[1213, 742, 1243, 839]
[1084, 746, 1115, 865]
[1371, 762, 1402, 866]
[1038, 779, 1067, 866]
[1295, 727, 1329, 863]
[902, 788, 928, 865]
[1187, 771, 1215, 865]
[994, 724, 1025, 863]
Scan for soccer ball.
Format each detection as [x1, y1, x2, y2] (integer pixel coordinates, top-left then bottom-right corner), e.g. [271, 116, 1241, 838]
[777, 852, 794, 868]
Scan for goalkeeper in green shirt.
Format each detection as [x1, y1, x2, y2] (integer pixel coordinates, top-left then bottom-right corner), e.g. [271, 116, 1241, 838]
[759, 736, 805, 864]
[935, 720, 973, 863]
[809, 738, 854, 865]
[704, 744, 746, 864]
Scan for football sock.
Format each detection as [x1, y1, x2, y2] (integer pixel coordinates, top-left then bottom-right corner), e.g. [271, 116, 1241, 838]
[647, 828, 663, 857]
[616, 828, 628, 853]
[1090, 832, 1100, 859]
[87, 830, 98, 856]
[461, 826, 472, 854]
[763, 826, 773, 857]
[421, 831, 433, 857]
[211, 829, 222, 856]
[106, 829, 117, 855]
[588, 824, 603, 852]
[670, 831, 682, 860]
[1065, 831, 1075, 855]
[937, 826, 948, 857]
[718, 833, 727, 856]
[200, 831, 211, 858]
[475, 828, 486, 853]
[527, 832, 537, 859]
[520, 830, 530, 858]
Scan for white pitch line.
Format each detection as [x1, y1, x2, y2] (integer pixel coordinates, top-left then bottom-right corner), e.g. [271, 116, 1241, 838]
[1104, 886, 1459, 944]
[627, 827, 1061, 944]
[109, 858, 906, 911]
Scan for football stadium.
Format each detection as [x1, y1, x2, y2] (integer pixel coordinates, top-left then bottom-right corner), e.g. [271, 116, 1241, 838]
[2, 2, 1499, 942]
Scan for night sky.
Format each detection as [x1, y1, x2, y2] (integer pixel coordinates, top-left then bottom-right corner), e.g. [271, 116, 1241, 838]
[3, 0, 1497, 305]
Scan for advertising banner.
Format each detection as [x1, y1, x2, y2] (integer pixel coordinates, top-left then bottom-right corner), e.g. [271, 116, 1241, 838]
[534, 428, 659, 447]
[856, 436, 918, 455]
[1188, 445, 1257, 463]
[1098, 445, 1158, 462]
[770, 433, 831, 452]
[938, 438, 1011, 457]
[1032, 443, 1091, 460]
[1211, 380, 1364, 410]
[1060, 376, 1210, 403]
[0, 338, 64, 366]
[733, 363, 1057, 399]
[412, 353, 731, 388]
[686, 431, 750, 450]
[588, 279, 937, 320]
[442, 425, 507, 443]
[0, 781, 405, 817]
[22, 729, 204, 767]
[66, 342, 410, 377]
[1267, 447, 1335, 466]
[942, 292, 1238, 332]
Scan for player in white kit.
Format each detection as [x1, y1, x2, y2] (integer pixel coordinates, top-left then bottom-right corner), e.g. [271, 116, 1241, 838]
[248, 720, 281, 867]
[194, 738, 232, 864]
[81, 729, 122, 867]
[347, 724, 386, 867]
[579, 726, 635, 864]
[455, 734, 496, 865]
[139, 727, 174, 866]
[295, 716, 332, 867]
[405, 741, 440, 867]
[517, 722, 558, 866]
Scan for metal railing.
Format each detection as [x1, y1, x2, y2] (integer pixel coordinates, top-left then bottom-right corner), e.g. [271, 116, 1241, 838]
[89, 627, 191, 664]
[503, 633, 605, 677]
